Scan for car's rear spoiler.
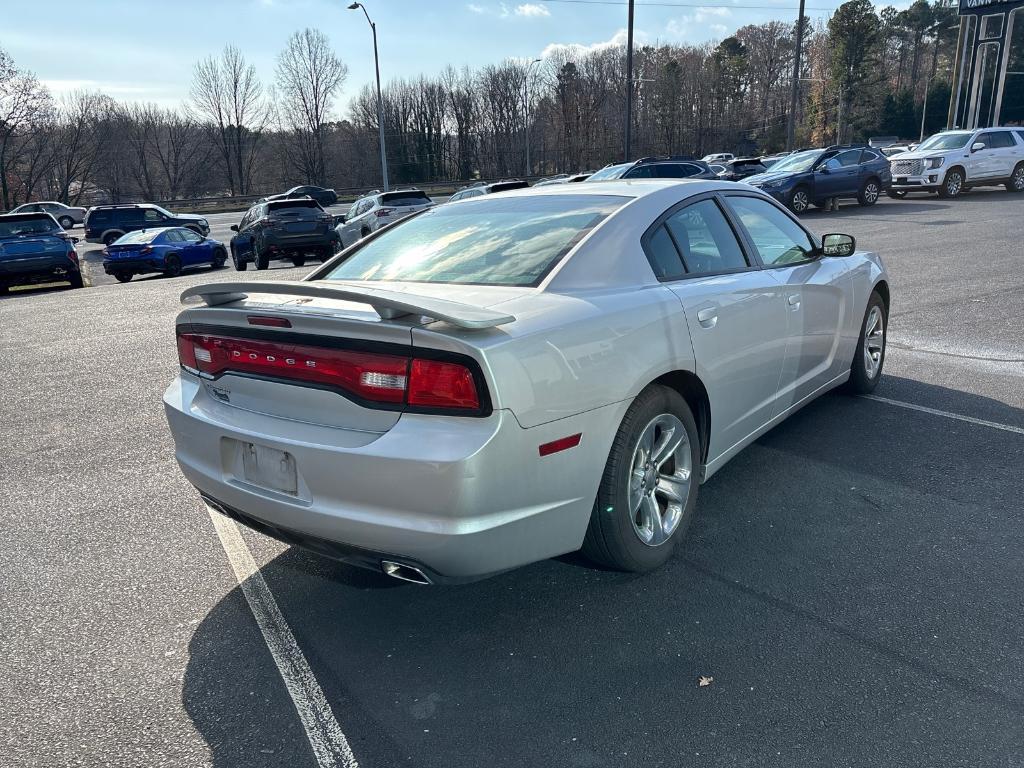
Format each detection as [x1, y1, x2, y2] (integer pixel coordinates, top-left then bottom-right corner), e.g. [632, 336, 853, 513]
[179, 281, 516, 330]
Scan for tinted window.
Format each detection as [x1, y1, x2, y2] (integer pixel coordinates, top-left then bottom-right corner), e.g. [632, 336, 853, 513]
[981, 131, 1014, 148]
[90, 210, 111, 224]
[656, 164, 702, 179]
[325, 195, 626, 286]
[267, 199, 321, 212]
[0, 215, 61, 237]
[836, 150, 862, 167]
[645, 225, 685, 279]
[179, 229, 202, 242]
[381, 191, 432, 206]
[143, 209, 164, 223]
[663, 199, 747, 275]
[624, 165, 657, 179]
[120, 209, 145, 225]
[727, 196, 815, 266]
[163, 230, 183, 243]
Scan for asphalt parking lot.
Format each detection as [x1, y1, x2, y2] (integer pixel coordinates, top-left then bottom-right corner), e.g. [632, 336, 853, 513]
[2, 191, 1023, 767]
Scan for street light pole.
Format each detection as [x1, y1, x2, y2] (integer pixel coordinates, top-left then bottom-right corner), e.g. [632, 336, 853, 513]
[349, 2, 389, 191]
[524, 58, 542, 177]
[786, 0, 807, 151]
[624, 0, 635, 161]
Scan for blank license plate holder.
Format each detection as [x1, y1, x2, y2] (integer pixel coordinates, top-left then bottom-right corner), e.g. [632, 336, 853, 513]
[241, 442, 298, 495]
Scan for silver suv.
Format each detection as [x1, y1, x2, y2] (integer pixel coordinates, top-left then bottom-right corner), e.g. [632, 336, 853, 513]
[888, 127, 1024, 198]
[335, 189, 434, 250]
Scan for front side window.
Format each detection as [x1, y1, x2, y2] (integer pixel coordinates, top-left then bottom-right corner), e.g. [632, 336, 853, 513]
[656, 164, 702, 179]
[144, 209, 165, 223]
[836, 150, 862, 167]
[180, 229, 202, 242]
[727, 196, 815, 266]
[324, 194, 625, 286]
[624, 165, 657, 179]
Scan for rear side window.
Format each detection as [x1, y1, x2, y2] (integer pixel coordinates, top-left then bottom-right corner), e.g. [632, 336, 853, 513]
[118, 229, 161, 244]
[663, 200, 747, 275]
[727, 196, 815, 266]
[656, 164, 703, 179]
[89, 210, 111, 225]
[324, 194, 625, 286]
[982, 131, 1014, 148]
[381, 191, 431, 206]
[646, 226, 686, 279]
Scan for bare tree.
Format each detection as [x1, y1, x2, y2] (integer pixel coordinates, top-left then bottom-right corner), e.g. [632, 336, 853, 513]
[0, 49, 54, 209]
[50, 90, 108, 204]
[275, 28, 348, 185]
[191, 45, 268, 195]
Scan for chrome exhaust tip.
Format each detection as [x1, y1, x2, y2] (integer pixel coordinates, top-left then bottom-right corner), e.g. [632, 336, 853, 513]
[381, 560, 432, 585]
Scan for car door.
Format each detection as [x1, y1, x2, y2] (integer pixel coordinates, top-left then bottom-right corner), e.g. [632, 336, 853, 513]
[984, 131, 1017, 177]
[339, 201, 363, 247]
[233, 208, 257, 262]
[815, 150, 861, 198]
[723, 193, 853, 411]
[647, 195, 790, 461]
[176, 227, 206, 266]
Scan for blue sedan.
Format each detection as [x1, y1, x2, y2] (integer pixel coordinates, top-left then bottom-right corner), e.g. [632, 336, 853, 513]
[102, 227, 227, 283]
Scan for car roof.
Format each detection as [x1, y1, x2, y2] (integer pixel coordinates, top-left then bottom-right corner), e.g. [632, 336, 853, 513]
[484, 178, 737, 200]
[0, 211, 57, 220]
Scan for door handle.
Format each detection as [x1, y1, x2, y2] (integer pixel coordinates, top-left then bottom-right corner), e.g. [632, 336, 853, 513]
[696, 308, 718, 328]
[787, 293, 801, 310]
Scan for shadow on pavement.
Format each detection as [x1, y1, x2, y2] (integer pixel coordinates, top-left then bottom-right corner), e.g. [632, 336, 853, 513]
[183, 377, 1024, 768]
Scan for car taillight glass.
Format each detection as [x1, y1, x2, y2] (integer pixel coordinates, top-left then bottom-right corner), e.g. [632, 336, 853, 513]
[408, 359, 479, 409]
[374, 208, 395, 217]
[175, 331, 482, 412]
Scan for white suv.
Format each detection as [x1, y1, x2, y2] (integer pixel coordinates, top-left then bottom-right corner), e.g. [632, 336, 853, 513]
[888, 127, 1024, 198]
[335, 189, 434, 250]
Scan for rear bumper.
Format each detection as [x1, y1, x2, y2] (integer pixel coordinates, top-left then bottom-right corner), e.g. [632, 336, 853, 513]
[164, 373, 622, 579]
[103, 257, 165, 274]
[0, 258, 80, 285]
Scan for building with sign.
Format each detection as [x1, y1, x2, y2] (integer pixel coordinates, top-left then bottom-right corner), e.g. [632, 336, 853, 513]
[948, 0, 1024, 128]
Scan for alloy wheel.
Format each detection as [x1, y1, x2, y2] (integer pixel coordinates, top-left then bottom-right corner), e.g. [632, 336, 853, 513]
[946, 172, 963, 197]
[790, 190, 809, 213]
[1013, 166, 1024, 191]
[864, 182, 879, 204]
[628, 414, 692, 547]
[863, 305, 885, 380]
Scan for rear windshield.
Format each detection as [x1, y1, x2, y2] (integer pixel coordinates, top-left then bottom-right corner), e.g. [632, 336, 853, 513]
[587, 163, 632, 181]
[116, 229, 162, 244]
[380, 191, 432, 206]
[0, 215, 61, 238]
[488, 181, 529, 193]
[323, 194, 626, 286]
[268, 199, 322, 212]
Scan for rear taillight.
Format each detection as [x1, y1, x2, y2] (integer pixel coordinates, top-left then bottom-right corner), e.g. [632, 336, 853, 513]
[140, 246, 154, 255]
[66, 244, 78, 263]
[374, 208, 395, 218]
[175, 330, 483, 413]
[408, 359, 480, 409]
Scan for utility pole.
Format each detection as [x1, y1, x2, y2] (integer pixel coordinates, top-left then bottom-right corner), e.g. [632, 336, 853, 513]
[785, 0, 806, 151]
[624, 0, 635, 161]
[349, 2, 389, 191]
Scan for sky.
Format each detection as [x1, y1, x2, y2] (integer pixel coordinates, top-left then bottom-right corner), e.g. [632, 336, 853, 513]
[2, 0, 896, 115]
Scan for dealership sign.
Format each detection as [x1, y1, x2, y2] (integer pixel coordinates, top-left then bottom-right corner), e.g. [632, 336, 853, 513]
[959, 0, 1024, 12]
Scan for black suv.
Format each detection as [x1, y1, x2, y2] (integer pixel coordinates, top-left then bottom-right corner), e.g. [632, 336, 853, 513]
[84, 204, 209, 246]
[262, 185, 339, 207]
[230, 198, 340, 270]
[585, 157, 718, 182]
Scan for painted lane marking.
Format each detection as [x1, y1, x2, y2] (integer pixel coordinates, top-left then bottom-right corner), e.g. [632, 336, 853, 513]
[207, 507, 359, 768]
[862, 394, 1024, 436]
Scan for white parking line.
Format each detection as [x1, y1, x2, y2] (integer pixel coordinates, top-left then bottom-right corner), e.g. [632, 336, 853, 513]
[862, 394, 1024, 436]
[207, 507, 359, 768]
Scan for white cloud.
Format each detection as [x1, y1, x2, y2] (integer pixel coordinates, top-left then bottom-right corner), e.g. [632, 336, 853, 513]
[515, 3, 550, 16]
[541, 28, 649, 60]
[666, 7, 733, 39]
[467, 3, 485, 12]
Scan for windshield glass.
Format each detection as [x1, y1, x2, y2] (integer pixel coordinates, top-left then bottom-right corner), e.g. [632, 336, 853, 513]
[586, 163, 632, 181]
[0, 215, 61, 238]
[764, 150, 823, 173]
[150, 205, 174, 218]
[916, 132, 972, 151]
[323, 194, 626, 286]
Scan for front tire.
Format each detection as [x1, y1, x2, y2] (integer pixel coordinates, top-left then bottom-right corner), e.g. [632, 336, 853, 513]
[858, 178, 881, 206]
[938, 169, 964, 199]
[583, 385, 700, 573]
[845, 291, 887, 394]
[212, 248, 227, 269]
[787, 186, 811, 214]
[1006, 163, 1024, 193]
[68, 272, 84, 289]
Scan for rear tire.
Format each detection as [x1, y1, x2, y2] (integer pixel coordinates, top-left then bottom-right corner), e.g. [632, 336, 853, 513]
[938, 168, 964, 199]
[114, 272, 132, 283]
[582, 385, 700, 573]
[291, 256, 306, 267]
[255, 251, 270, 270]
[845, 290, 887, 394]
[1006, 163, 1024, 193]
[857, 178, 881, 206]
[212, 248, 227, 269]
[164, 255, 182, 278]
[68, 272, 84, 289]
[103, 231, 123, 246]
[58, 216, 74, 229]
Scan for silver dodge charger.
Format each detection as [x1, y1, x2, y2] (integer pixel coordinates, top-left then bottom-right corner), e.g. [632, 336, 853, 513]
[165, 180, 889, 583]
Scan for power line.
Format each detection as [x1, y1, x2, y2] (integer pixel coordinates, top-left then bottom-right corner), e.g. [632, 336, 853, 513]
[536, 0, 838, 10]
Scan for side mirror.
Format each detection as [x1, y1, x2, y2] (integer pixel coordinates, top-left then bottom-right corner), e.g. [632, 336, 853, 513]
[821, 233, 856, 258]
[71, 237, 80, 243]
[334, 215, 346, 225]
[230, 224, 239, 232]
[817, 165, 830, 174]
[971, 142, 986, 153]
